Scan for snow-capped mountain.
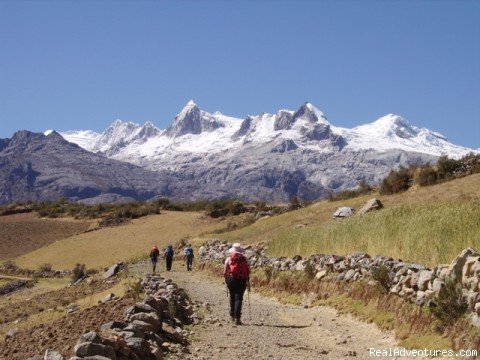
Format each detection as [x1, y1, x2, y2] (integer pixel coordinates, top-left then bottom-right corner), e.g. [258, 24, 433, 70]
[62, 101, 473, 160]
[51, 101, 476, 202]
[334, 114, 471, 158]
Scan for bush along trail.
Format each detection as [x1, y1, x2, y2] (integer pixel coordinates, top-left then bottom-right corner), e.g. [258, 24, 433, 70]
[197, 240, 480, 352]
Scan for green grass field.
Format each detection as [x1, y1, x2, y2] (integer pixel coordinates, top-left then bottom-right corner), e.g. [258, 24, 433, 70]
[210, 173, 480, 266]
[268, 202, 480, 265]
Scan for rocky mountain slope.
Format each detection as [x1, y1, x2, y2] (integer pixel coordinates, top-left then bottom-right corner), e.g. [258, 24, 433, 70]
[1, 102, 476, 204]
[0, 130, 172, 204]
[59, 101, 475, 202]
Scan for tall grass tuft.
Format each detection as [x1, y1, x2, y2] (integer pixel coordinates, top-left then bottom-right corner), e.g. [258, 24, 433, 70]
[430, 279, 468, 327]
[268, 202, 480, 266]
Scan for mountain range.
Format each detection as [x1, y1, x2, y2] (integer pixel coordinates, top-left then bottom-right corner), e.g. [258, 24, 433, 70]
[1, 101, 476, 204]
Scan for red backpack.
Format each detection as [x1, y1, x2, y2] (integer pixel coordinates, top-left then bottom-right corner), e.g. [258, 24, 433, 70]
[229, 253, 249, 280]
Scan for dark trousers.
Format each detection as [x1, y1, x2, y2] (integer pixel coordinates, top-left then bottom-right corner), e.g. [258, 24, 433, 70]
[166, 255, 173, 271]
[227, 277, 247, 320]
[151, 258, 158, 273]
[186, 255, 193, 271]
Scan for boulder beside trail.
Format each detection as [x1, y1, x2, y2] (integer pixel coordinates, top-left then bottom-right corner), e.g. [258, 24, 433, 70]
[359, 198, 383, 214]
[102, 263, 123, 280]
[74, 342, 116, 359]
[333, 207, 355, 219]
[44, 349, 64, 360]
[449, 247, 480, 283]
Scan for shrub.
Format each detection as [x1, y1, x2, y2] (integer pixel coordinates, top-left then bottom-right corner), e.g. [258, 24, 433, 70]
[86, 268, 99, 275]
[1, 260, 18, 271]
[125, 279, 143, 300]
[437, 156, 462, 180]
[459, 153, 480, 174]
[289, 196, 301, 211]
[372, 265, 392, 291]
[430, 279, 467, 327]
[71, 263, 86, 282]
[254, 201, 268, 213]
[38, 263, 52, 273]
[304, 261, 316, 279]
[380, 166, 414, 195]
[264, 267, 273, 283]
[414, 165, 438, 186]
[227, 200, 245, 216]
[204, 199, 248, 217]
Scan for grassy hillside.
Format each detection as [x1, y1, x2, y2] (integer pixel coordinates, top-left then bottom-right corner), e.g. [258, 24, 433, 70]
[210, 173, 480, 266]
[10, 173, 480, 270]
[0, 213, 95, 261]
[15, 211, 225, 270]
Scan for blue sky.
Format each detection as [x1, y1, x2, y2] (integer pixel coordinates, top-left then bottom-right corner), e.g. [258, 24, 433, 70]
[0, 1, 479, 148]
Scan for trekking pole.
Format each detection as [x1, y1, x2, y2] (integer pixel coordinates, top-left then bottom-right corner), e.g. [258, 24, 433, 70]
[248, 280, 251, 321]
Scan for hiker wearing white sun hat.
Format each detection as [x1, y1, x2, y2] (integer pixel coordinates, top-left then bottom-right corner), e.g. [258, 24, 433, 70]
[224, 243, 250, 325]
[228, 243, 245, 254]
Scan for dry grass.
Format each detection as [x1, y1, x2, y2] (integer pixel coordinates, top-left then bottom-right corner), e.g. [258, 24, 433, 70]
[210, 173, 480, 266]
[0, 278, 69, 307]
[0, 212, 95, 261]
[15, 211, 226, 270]
[269, 202, 480, 266]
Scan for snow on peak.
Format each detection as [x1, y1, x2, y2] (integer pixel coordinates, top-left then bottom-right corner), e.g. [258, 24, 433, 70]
[44, 130, 54, 136]
[180, 100, 198, 114]
[336, 113, 472, 158]
[293, 102, 330, 126]
[58, 102, 475, 160]
[60, 129, 100, 151]
[142, 121, 155, 128]
[374, 113, 410, 127]
[358, 114, 418, 139]
[305, 102, 328, 122]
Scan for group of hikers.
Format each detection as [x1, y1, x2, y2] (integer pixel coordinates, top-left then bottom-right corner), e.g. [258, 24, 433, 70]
[149, 242, 250, 325]
[149, 244, 194, 272]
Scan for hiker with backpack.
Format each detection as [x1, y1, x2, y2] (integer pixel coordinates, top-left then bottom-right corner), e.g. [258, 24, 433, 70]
[184, 245, 194, 271]
[224, 243, 250, 325]
[150, 245, 160, 273]
[164, 245, 174, 271]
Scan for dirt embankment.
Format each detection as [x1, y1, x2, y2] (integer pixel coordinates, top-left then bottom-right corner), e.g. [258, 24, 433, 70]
[0, 213, 94, 260]
[1, 296, 135, 360]
[0, 278, 117, 325]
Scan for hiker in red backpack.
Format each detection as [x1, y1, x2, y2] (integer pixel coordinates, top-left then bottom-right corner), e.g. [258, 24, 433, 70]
[150, 245, 160, 273]
[224, 243, 250, 325]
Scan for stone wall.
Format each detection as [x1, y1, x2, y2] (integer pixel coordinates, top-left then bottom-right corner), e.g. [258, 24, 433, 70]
[199, 240, 480, 321]
[37, 274, 196, 360]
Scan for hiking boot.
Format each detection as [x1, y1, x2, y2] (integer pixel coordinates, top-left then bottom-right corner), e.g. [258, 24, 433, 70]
[235, 318, 242, 325]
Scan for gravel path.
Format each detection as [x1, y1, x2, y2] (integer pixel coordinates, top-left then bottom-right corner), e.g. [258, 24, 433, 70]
[163, 266, 406, 360]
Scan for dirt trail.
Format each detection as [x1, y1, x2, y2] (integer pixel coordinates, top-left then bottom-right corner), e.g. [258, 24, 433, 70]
[157, 264, 408, 360]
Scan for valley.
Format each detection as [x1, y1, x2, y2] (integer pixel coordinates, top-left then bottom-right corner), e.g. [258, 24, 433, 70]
[0, 173, 479, 358]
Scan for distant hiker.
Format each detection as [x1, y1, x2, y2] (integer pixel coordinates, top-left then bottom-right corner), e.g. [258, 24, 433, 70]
[165, 245, 174, 271]
[224, 243, 250, 325]
[150, 245, 160, 273]
[184, 245, 194, 271]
